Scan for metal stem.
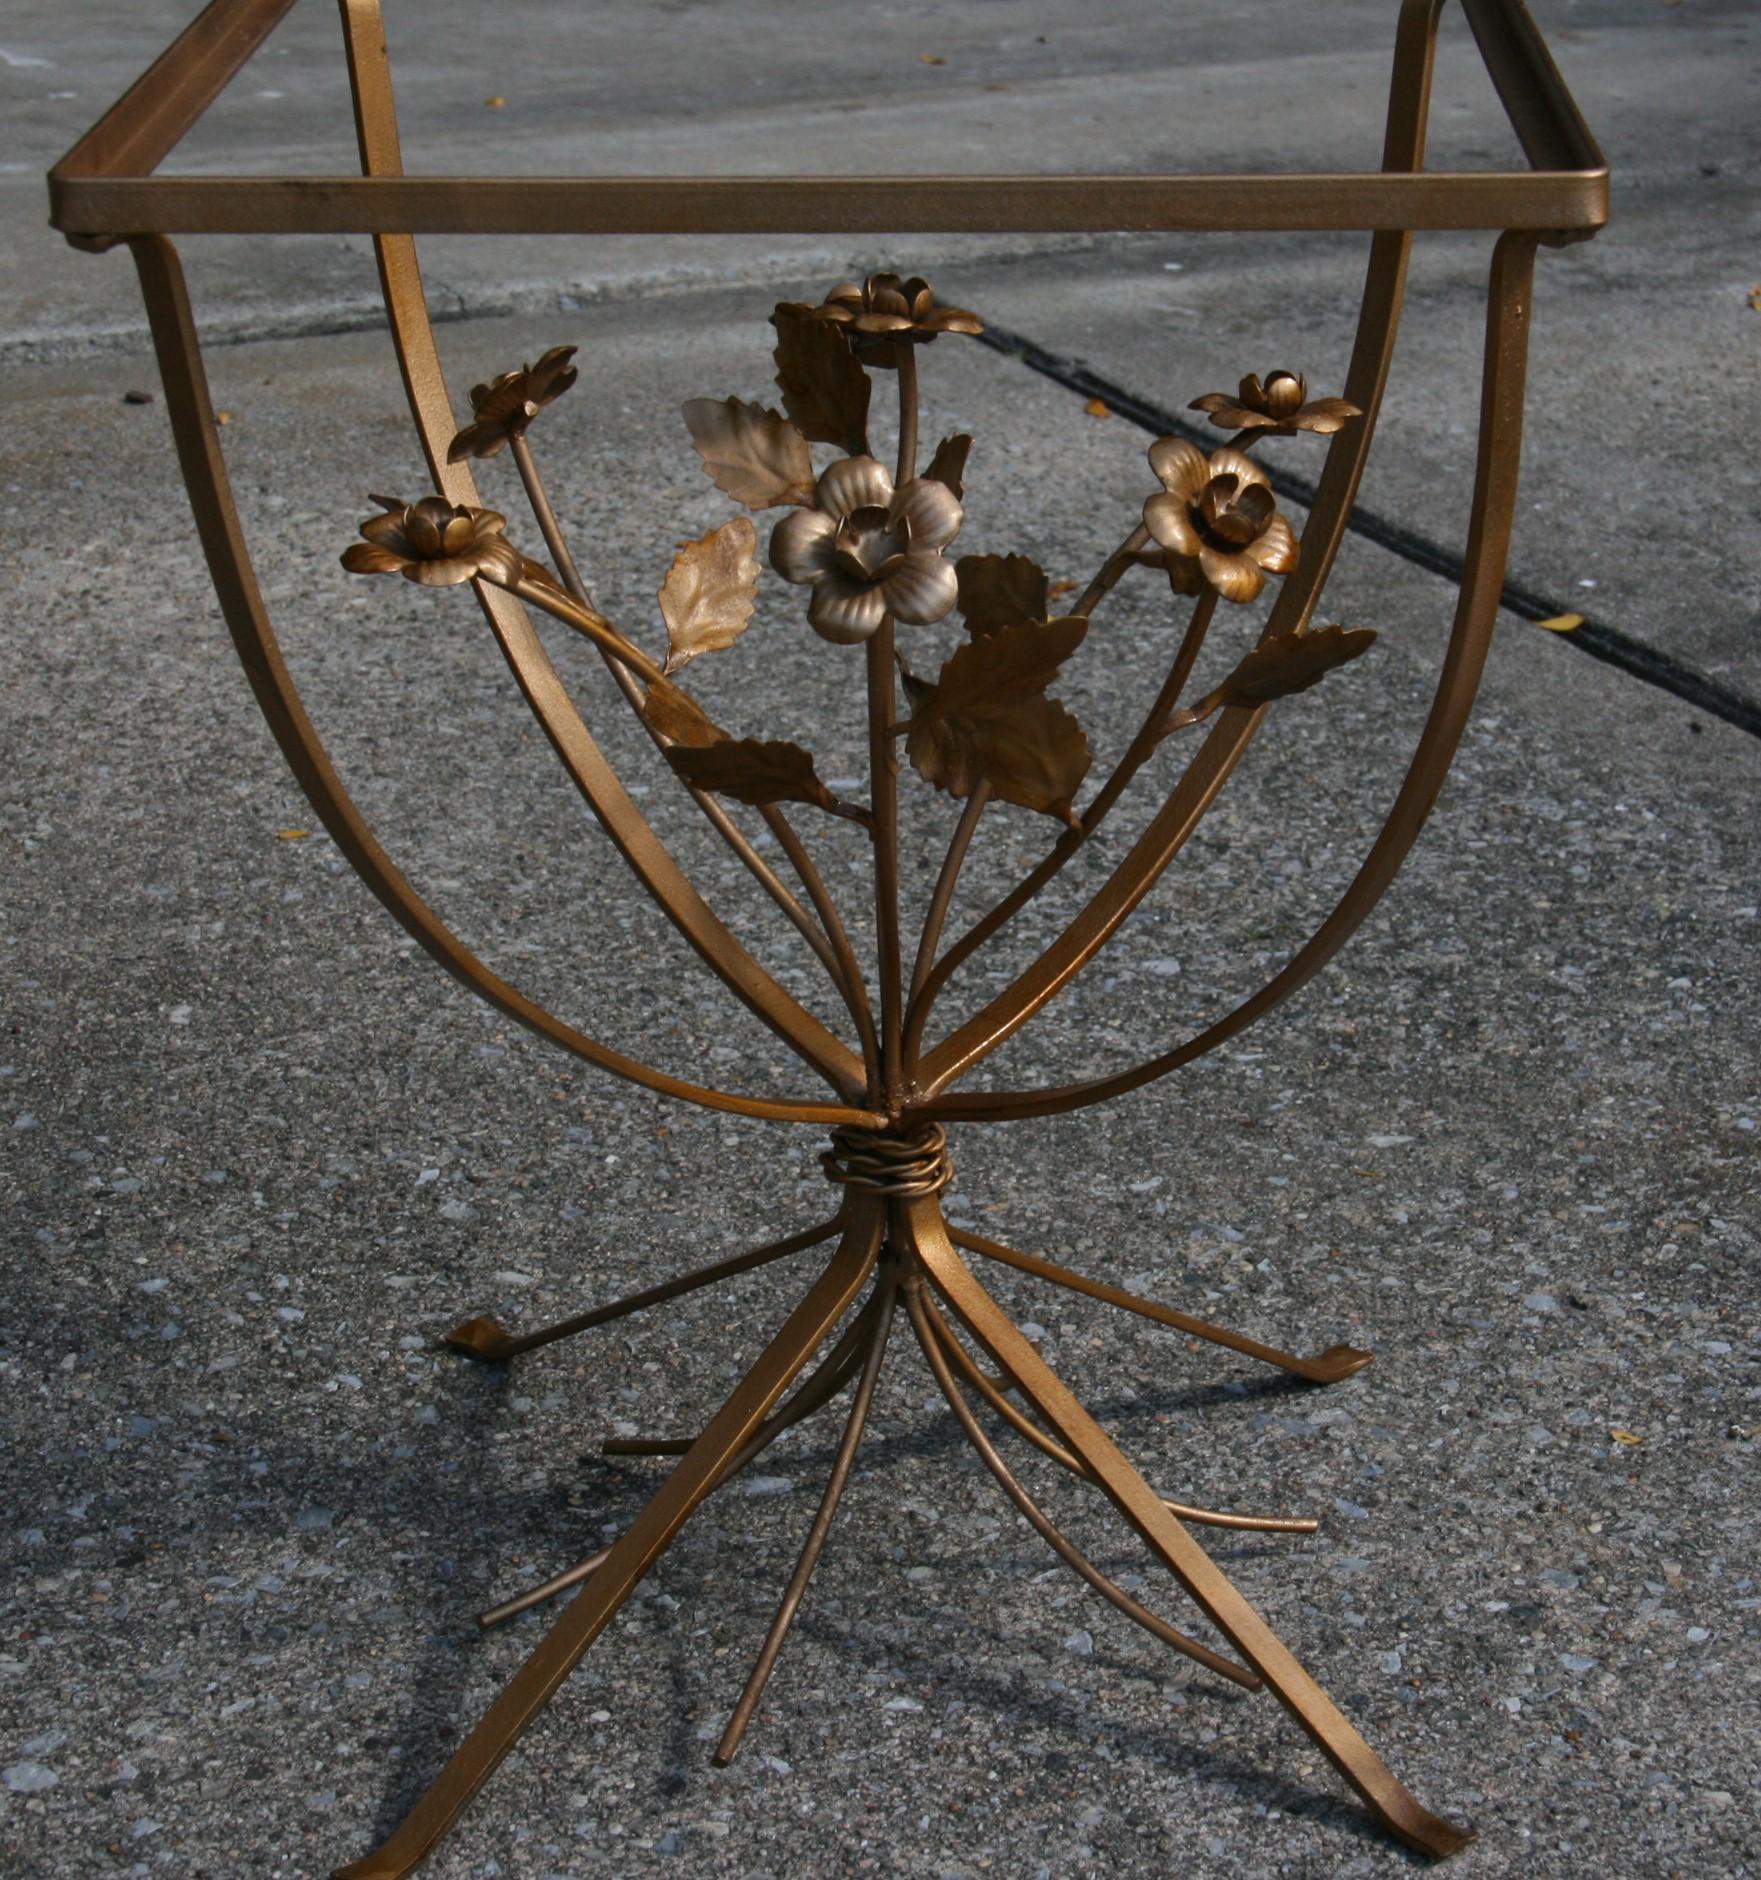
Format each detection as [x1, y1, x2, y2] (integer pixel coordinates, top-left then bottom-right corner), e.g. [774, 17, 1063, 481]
[917, 1290, 1319, 1533]
[867, 620, 904, 1109]
[903, 589, 1220, 1066]
[509, 438, 873, 1065]
[714, 1265, 898, 1764]
[905, 1277, 1262, 1691]
[909, 784, 989, 1004]
[950, 1222, 1372, 1386]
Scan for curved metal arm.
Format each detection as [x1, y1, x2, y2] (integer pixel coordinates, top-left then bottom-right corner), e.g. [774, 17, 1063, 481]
[338, 0, 868, 1106]
[511, 436, 880, 1074]
[913, 0, 1447, 1102]
[127, 232, 883, 1132]
[916, 229, 1539, 1124]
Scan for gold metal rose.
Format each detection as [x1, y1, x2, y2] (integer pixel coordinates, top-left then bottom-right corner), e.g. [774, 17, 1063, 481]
[799, 272, 982, 368]
[446, 344, 579, 461]
[770, 456, 963, 643]
[1142, 439, 1299, 603]
[341, 496, 525, 587]
[1190, 370, 1360, 438]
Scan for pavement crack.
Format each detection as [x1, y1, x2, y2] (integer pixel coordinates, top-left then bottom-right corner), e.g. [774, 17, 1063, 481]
[977, 320, 1761, 744]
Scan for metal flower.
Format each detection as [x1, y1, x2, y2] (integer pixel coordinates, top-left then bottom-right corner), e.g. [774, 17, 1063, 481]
[770, 455, 963, 644]
[341, 496, 524, 588]
[446, 345, 579, 461]
[1190, 370, 1360, 437]
[1142, 439, 1299, 604]
[803, 273, 982, 365]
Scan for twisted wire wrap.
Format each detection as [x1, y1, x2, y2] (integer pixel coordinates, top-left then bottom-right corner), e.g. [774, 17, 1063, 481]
[821, 1123, 953, 1198]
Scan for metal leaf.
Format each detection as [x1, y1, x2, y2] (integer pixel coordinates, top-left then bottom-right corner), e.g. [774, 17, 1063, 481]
[924, 433, 973, 499]
[664, 737, 840, 815]
[955, 552, 1050, 639]
[641, 678, 723, 748]
[659, 518, 760, 674]
[907, 693, 1090, 825]
[902, 616, 1092, 822]
[1163, 622, 1377, 733]
[932, 615, 1088, 718]
[771, 304, 871, 454]
[681, 396, 815, 510]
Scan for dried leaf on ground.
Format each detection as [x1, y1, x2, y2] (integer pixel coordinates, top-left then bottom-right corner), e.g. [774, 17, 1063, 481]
[955, 552, 1050, 638]
[659, 518, 760, 673]
[772, 305, 871, 454]
[1083, 397, 1112, 419]
[924, 433, 973, 498]
[641, 679, 722, 749]
[1536, 611, 1584, 633]
[681, 396, 814, 509]
[664, 737, 840, 815]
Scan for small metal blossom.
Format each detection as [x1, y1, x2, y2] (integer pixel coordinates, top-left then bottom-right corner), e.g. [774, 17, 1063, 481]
[341, 496, 524, 587]
[1190, 370, 1360, 437]
[802, 272, 982, 366]
[770, 456, 963, 644]
[446, 345, 579, 461]
[1142, 439, 1299, 604]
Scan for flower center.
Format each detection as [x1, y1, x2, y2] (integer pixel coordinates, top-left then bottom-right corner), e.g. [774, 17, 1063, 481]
[1194, 476, 1273, 552]
[832, 506, 908, 582]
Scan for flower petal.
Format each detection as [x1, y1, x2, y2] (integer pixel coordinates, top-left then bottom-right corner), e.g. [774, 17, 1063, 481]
[475, 538, 525, 585]
[1147, 436, 1208, 497]
[815, 454, 894, 521]
[360, 512, 412, 550]
[1252, 513, 1300, 575]
[1207, 446, 1270, 491]
[889, 476, 964, 552]
[881, 551, 959, 625]
[1198, 546, 1265, 604]
[769, 506, 839, 585]
[341, 543, 406, 575]
[808, 573, 889, 643]
[402, 556, 483, 588]
[1295, 397, 1361, 434]
[1143, 490, 1202, 557]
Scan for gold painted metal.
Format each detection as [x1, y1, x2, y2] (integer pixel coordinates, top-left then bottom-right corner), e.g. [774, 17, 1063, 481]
[50, 0, 1604, 1871]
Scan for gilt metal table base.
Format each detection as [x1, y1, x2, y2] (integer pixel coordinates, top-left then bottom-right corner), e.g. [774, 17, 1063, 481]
[50, 0, 1605, 1871]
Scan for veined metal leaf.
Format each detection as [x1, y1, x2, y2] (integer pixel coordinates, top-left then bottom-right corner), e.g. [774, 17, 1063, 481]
[771, 304, 871, 454]
[902, 615, 1092, 822]
[659, 518, 760, 674]
[681, 396, 815, 510]
[955, 552, 1051, 639]
[664, 737, 840, 815]
[641, 678, 723, 748]
[924, 433, 973, 500]
[1163, 621, 1377, 733]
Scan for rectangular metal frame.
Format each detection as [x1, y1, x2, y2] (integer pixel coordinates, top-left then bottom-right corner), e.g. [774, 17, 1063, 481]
[50, 0, 1606, 248]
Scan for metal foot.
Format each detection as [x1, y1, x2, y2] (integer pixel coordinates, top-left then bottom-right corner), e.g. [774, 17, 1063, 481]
[330, 1202, 885, 1880]
[950, 1224, 1373, 1386]
[442, 1214, 844, 1365]
[909, 1200, 1471, 1861]
[476, 1286, 884, 1630]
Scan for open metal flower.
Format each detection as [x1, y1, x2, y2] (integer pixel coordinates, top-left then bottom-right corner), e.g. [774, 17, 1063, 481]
[1142, 439, 1299, 604]
[770, 455, 963, 644]
[446, 345, 579, 461]
[803, 273, 982, 366]
[341, 496, 524, 587]
[1190, 370, 1360, 437]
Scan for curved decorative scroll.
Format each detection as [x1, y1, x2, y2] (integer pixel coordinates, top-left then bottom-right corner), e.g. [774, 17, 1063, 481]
[338, 0, 867, 1107]
[126, 232, 883, 1131]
